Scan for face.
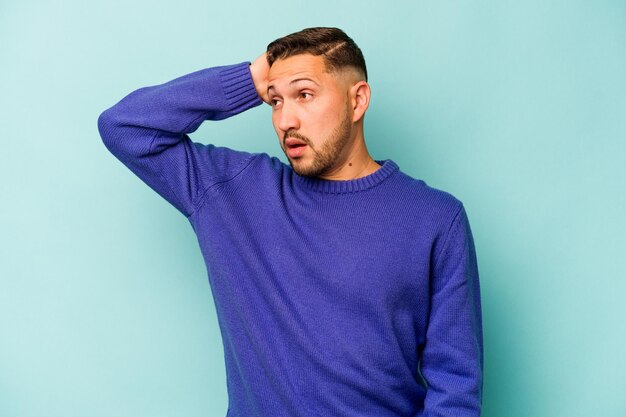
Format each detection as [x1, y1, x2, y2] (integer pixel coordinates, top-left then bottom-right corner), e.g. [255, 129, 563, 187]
[267, 54, 356, 178]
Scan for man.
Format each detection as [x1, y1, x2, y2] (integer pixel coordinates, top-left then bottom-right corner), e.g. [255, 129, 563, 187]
[98, 27, 483, 417]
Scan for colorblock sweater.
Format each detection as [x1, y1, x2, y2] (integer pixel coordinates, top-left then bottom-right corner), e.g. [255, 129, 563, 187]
[97, 61, 483, 417]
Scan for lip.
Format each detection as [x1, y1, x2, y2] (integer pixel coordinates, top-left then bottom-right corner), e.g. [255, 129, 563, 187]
[285, 137, 308, 147]
[287, 144, 307, 158]
[285, 137, 308, 158]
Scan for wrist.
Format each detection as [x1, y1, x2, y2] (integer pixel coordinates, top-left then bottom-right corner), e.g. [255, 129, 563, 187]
[249, 53, 270, 104]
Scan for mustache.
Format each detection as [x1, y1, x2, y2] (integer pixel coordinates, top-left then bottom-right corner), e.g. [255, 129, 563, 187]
[283, 130, 311, 146]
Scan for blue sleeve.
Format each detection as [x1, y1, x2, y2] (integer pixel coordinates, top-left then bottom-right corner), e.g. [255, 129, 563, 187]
[97, 62, 264, 218]
[421, 204, 484, 416]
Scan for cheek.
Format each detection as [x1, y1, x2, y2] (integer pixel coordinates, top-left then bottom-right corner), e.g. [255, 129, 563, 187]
[318, 100, 344, 124]
[309, 108, 338, 134]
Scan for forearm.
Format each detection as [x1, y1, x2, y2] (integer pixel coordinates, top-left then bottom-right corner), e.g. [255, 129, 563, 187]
[97, 62, 262, 156]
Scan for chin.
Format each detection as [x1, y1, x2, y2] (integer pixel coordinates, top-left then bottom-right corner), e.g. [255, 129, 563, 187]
[289, 159, 319, 177]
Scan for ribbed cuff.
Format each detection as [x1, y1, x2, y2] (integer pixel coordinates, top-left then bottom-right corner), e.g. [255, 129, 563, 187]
[219, 62, 264, 114]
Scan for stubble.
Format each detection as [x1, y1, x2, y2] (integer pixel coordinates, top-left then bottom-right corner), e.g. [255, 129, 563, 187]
[284, 105, 353, 178]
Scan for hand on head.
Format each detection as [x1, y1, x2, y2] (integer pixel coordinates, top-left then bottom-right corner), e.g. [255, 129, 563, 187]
[250, 53, 270, 104]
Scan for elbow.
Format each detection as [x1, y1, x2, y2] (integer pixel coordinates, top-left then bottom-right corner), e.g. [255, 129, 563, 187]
[98, 108, 114, 147]
[97, 104, 153, 160]
[97, 106, 129, 156]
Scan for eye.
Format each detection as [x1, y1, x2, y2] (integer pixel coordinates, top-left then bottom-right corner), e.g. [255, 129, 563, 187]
[270, 98, 282, 108]
[300, 92, 313, 100]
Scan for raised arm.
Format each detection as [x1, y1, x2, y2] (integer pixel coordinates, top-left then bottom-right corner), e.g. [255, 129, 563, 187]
[97, 60, 265, 217]
[420, 205, 484, 417]
[250, 52, 271, 104]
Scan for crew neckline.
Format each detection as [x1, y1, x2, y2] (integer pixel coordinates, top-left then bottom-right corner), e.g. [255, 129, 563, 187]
[293, 159, 399, 194]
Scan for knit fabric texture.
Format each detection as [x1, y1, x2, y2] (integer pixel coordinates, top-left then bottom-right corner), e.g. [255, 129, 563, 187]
[98, 61, 483, 417]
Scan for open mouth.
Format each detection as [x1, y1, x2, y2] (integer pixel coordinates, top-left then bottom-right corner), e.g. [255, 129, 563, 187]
[285, 138, 308, 149]
[285, 138, 308, 158]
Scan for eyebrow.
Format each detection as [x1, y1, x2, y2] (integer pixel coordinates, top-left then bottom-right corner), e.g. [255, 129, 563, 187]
[290, 77, 319, 86]
[268, 77, 320, 93]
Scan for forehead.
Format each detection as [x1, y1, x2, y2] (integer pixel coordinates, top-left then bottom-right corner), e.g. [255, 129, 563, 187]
[267, 54, 332, 87]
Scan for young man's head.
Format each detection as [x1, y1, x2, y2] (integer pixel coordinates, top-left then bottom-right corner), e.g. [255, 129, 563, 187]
[265, 27, 371, 178]
[266, 27, 368, 82]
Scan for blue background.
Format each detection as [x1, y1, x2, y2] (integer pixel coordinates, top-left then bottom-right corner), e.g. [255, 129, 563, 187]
[1, 1, 625, 416]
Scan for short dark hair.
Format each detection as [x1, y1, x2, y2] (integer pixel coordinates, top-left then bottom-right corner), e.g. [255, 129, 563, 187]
[266, 27, 368, 81]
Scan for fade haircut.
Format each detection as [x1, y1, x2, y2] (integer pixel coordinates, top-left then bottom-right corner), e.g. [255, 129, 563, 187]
[266, 27, 368, 82]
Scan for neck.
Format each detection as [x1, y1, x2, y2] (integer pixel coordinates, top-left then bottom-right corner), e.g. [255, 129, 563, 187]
[318, 132, 382, 181]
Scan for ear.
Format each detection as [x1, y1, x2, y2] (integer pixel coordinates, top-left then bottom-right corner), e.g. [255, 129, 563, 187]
[350, 81, 370, 123]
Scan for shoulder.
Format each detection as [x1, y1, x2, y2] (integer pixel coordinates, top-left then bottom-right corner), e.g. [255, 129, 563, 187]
[391, 168, 474, 267]
[230, 151, 291, 186]
[245, 151, 288, 174]
[391, 167, 464, 221]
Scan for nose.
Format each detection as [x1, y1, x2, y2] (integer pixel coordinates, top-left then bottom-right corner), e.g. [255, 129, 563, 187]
[275, 101, 300, 133]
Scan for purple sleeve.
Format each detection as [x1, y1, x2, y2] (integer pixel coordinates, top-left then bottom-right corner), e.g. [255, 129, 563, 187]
[421, 205, 484, 417]
[97, 62, 263, 217]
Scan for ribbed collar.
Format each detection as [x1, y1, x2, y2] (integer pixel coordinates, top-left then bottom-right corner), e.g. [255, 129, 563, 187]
[293, 159, 399, 194]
